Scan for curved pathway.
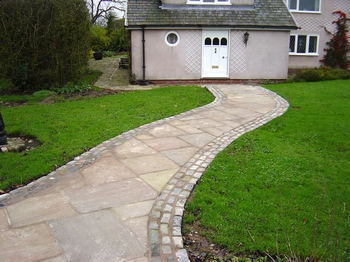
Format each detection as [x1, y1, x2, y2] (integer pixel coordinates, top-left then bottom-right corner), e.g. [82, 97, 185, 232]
[0, 85, 289, 262]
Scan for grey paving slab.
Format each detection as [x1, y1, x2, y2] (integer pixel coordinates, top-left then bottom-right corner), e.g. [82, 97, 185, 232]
[198, 109, 241, 122]
[140, 169, 179, 192]
[49, 209, 146, 262]
[179, 114, 205, 121]
[178, 133, 216, 148]
[160, 147, 199, 166]
[113, 139, 157, 159]
[123, 216, 149, 246]
[181, 118, 223, 130]
[175, 124, 202, 134]
[64, 178, 158, 213]
[113, 200, 154, 220]
[121, 154, 179, 175]
[142, 137, 191, 151]
[32, 173, 88, 197]
[148, 124, 187, 137]
[81, 155, 136, 186]
[0, 208, 9, 230]
[201, 126, 227, 136]
[6, 193, 77, 228]
[0, 223, 62, 262]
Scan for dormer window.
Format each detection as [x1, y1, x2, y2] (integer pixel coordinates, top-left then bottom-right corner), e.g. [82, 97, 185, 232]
[187, 0, 230, 5]
[285, 0, 321, 12]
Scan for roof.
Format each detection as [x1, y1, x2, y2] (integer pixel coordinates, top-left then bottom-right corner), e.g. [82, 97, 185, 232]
[126, 0, 298, 30]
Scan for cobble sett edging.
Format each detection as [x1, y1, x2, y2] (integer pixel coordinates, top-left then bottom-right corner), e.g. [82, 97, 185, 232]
[0, 86, 225, 207]
[149, 86, 290, 262]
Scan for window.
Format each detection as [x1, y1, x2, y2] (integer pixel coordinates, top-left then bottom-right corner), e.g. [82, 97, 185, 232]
[204, 37, 228, 46]
[165, 31, 180, 46]
[289, 35, 319, 55]
[187, 0, 230, 5]
[285, 0, 320, 12]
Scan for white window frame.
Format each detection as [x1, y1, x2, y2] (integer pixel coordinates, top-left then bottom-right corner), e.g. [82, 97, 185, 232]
[187, 0, 231, 5]
[289, 34, 319, 56]
[284, 0, 321, 13]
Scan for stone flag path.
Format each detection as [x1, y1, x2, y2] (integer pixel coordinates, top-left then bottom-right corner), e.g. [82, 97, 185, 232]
[0, 85, 289, 262]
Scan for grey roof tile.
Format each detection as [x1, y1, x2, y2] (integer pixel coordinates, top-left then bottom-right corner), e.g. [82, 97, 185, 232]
[127, 0, 297, 29]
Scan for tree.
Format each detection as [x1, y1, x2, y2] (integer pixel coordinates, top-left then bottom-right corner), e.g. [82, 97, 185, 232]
[0, 0, 90, 91]
[321, 11, 350, 70]
[86, 0, 126, 24]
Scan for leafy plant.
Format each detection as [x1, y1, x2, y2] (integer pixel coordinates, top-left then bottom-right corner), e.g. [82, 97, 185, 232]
[291, 67, 350, 82]
[51, 83, 92, 94]
[90, 26, 111, 52]
[321, 11, 350, 69]
[109, 27, 130, 53]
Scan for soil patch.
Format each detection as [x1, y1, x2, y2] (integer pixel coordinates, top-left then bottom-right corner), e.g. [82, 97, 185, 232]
[0, 89, 126, 107]
[40, 89, 126, 104]
[184, 227, 283, 262]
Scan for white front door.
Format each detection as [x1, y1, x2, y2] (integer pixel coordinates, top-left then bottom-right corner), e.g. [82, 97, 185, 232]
[202, 30, 229, 78]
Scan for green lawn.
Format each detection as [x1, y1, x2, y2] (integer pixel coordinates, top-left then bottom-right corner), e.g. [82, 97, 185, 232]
[183, 80, 350, 261]
[0, 86, 214, 191]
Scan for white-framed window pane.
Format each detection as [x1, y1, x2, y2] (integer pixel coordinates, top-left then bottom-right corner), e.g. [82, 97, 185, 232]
[205, 37, 211, 46]
[289, 35, 318, 55]
[221, 37, 227, 46]
[289, 35, 296, 52]
[167, 34, 178, 44]
[213, 37, 219, 45]
[297, 35, 307, 53]
[308, 36, 318, 53]
[299, 0, 320, 11]
[288, 0, 297, 10]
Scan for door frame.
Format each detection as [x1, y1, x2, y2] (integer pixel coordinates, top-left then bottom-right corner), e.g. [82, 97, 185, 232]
[201, 29, 230, 78]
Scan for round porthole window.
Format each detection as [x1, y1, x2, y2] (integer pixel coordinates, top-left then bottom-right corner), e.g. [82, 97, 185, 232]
[165, 31, 180, 46]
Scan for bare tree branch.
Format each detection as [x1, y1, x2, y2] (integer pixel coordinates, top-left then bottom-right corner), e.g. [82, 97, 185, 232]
[86, 0, 126, 24]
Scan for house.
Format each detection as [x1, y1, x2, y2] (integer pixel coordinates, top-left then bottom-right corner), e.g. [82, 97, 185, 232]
[125, 0, 298, 83]
[285, 0, 350, 70]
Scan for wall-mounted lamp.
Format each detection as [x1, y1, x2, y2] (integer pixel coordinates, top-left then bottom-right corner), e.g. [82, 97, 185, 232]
[243, 31, 249, 46]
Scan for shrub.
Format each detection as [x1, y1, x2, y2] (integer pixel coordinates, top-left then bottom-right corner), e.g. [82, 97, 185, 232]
[292, 68, 350, 82]
[293, 68, 324, 82]
[109, 27, 130, 53]
[0, 0, 90, 91]
[90, 26, 110, 52]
